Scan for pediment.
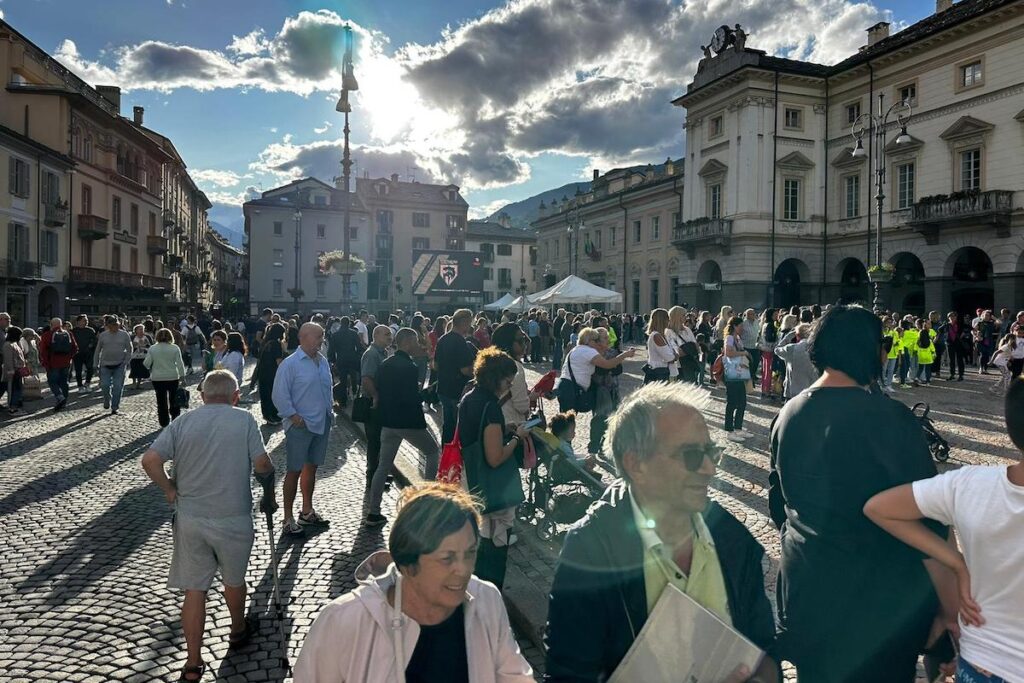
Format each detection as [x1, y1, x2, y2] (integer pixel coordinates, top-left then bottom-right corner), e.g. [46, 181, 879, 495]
[885, 133, 924, 154]
[831, 147, 866, 168]
[939, 115, 994, 141]
[776, 151, 814, 170]
[698, 158, 728, 177]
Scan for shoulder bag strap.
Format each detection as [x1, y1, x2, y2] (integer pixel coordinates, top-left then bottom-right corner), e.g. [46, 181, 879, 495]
[391, 572, 406, 683]
[478, 401, 495, 443]
[566, 348, 580, 385]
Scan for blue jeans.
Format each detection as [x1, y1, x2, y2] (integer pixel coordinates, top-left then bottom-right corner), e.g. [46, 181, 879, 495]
[99, 364, 126, 410]
[46, 367, 70, 404]
[884, 357, 898, 387]
[958, 659, 1007, 683]
[551, 343, 563, 372]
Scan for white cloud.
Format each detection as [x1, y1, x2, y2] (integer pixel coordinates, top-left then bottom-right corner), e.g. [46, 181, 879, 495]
[227, 29, 270, 57]
[205, 185, 260, 206]
[313, 120, 332, 134]
[469, 198, 513, 220]
[191, 168, 246, 188]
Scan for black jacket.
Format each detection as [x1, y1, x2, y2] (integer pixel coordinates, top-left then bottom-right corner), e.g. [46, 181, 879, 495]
[376, 350, 427, 430]
[544, 481, 777, 682]
[329, 327, 364, 366]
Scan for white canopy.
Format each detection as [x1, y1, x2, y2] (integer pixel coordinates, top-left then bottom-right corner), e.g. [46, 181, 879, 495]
[529, 275, 622, 306]
[483, 292, 515, 310]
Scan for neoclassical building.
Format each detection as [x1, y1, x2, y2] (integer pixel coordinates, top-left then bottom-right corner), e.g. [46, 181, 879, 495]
[673, 0, 1024, 315]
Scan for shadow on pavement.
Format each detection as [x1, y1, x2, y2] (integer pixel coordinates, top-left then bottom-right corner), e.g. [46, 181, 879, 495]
[0, 413, 109, 462]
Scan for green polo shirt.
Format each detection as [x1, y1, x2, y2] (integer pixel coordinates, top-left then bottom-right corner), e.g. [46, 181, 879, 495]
[629, 489, 732, 625]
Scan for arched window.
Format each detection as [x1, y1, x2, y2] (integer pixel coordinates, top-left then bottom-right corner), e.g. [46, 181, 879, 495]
[116, 145, 126, 175]
[83, 136, 93, 162]
[72, 127, 81, 158]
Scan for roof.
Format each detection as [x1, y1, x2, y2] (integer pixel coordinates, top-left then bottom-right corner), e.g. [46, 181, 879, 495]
[244, 185, 368, 214]
[466, 220, 536, 241]
[355, 177, 469, 207]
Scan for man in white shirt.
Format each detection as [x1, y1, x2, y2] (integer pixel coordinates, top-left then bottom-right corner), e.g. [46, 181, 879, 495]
[354, 309, 369, 347]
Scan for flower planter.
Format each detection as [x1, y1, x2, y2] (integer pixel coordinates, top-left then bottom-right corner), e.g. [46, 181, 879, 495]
[867, 270, 893, 283]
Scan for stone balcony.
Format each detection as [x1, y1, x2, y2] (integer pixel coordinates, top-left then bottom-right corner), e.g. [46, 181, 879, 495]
[908, 190, 1013, 244]
[0, 259, 42, 279]
[44, 201, 69, 227]
[671, 217, 732, 259]
[147, 234, 169, 255]
[71, 266, 172, 291]
[77, 214, 109, 240]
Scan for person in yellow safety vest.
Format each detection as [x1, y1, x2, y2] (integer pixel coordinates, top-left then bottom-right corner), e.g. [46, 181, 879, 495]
[915, 320, 936, 384]
[883, 323, 903, 393]
[901, 322, 920, 386]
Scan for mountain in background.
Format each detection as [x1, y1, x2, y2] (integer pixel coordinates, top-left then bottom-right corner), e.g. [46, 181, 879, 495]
[485, 161, 674, 229]
[210, 220, 246, 250]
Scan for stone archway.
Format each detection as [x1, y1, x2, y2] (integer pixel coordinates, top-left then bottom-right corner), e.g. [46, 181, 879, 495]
[836, 258, 869, 305]
[890, 252, 926, 316]
[947, 246, 994, 318]
[773, 258, 808, 309]
[695, 260, 722, 313]
[37, 286, 60, 322]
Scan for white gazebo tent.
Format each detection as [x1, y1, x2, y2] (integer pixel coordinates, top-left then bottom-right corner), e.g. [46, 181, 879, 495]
[528, 275, 622, 306]
[483, 292, 515, 311]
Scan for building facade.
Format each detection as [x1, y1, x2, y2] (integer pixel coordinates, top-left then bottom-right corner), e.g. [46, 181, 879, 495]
[207, 229, 246, 320]
[672, 0, 1024, 315]
[533, 161, 686, 313]
[465, 213, 537, 303]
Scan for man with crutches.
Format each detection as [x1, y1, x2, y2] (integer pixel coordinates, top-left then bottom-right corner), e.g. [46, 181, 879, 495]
[142, 370, 277, 683]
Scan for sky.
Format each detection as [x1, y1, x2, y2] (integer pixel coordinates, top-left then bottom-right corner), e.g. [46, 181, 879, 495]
[4, 0, 937, 229]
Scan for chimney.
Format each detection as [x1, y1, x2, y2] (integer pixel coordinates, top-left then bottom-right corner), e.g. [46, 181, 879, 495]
[390, 173, 399, 182]
[936, 0, 953, 11]
[592, 169, 600, 181]
[96, 85, 121, 114]
[498, 212, 511, 228]
[133, 106, 144, 126]
[538, 201, 548, 219]
[866, 22, 890, 46]
[665, 157, 675, 176]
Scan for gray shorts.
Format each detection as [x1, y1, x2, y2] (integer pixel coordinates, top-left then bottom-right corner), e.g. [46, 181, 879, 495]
[168, 513, 254, 591]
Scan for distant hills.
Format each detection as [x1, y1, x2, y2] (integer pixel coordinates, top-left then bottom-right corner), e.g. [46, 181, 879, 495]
[484, 181, 591, 229]
[210, 220, 245, 250]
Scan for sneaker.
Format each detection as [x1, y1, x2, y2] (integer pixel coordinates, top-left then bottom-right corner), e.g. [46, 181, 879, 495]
[282, 519, 304, 536]
[298, 510, 329, 527]
[726, 431, 746, 442]
[8, 408, 24, 415]
[882, 386, 895, 395]
[111, 409, 119, 415]
[363, 512, 387, 527]
[735, 429, 754, 439]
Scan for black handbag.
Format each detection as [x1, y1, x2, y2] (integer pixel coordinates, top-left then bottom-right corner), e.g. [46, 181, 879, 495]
[461, 402, 526, 514]
[351, 395, 373, 423]
[173, 387, 190, 410]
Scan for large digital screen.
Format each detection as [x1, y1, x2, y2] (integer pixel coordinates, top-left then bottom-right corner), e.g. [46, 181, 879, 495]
[411, 250, 485, 295]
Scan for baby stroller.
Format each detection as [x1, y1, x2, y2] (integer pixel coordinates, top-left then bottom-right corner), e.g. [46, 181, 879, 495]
[912, 402, 950, 463]
[520, 428, 606, 541]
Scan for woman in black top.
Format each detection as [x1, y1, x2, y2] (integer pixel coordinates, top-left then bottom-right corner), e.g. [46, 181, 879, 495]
[768, 305, 955, 683]
[257, 323, 286, 424]
[457, 348, 528, 590]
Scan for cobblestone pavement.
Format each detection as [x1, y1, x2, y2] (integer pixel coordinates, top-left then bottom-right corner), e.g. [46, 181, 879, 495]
[0, 348, 1012, 681]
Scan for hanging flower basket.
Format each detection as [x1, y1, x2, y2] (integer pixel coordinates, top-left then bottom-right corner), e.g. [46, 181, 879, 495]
[867, 262, 895, 283]
[319, 250, 366, 275]
[287, 288, 305, 299]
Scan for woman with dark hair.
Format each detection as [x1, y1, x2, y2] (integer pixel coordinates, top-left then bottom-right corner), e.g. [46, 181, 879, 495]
[216, 331, 247, 386]
[769, 305, 956, 683]
[759, 308, 778, 400]
[722, 316, 750, 441]
[257, 323, 286, 424]
[293, 483, 533, 681]
[3, 326, 28, 414]
[456, 347, 529, 589]
[491, 322, 534, 427]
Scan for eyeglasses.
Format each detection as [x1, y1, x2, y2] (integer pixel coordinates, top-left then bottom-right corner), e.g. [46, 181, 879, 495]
[665, 442, 725, 472]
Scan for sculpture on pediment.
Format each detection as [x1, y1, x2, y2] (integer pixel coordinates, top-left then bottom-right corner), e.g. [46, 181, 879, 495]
[698, 44, 712, 72]
[733, 25, 747, 51]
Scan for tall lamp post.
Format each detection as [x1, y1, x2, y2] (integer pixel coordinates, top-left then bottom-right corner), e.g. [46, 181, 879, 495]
[851, 92, 912, 314]
[292, 209, 302, 313]
[336, 25, 359, 312]
[566, 204, 583, 277]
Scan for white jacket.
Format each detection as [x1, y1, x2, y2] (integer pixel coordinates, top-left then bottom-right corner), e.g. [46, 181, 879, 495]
[293, 551, 535, 683]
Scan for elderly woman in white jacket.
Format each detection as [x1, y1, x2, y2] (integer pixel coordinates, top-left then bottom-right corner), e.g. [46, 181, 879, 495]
[293, 483, 534, 683]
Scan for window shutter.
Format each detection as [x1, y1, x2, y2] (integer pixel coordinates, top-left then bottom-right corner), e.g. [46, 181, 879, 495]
[20, 161, 29, 198]
[7, 223, 14, 260]
[20, 224, 30, 260]
[8, 158, 15, 195]
[41, 172, 51, 205]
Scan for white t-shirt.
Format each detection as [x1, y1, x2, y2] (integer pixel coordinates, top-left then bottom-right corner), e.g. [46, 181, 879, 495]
[649, 332, 677, 374]
[993, 343, 1012, 367]
[913, 466, 1024, 681]
[1011, 341, 1024, 360]
[560, 344, 600, 390]
[354, 320, 368, 346]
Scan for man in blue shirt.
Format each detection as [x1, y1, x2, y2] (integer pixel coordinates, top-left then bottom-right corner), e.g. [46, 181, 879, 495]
[272, 322, 334, 536]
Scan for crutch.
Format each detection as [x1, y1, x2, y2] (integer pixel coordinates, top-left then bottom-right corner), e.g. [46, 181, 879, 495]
[264, 508, 292, 677]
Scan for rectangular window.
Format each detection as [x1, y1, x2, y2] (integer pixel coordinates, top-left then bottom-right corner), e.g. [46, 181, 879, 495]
[348, 226, 358, 240]
[273, 221, 283, 236]
[112, 244, 121, 271]
[7, 223, 29, 261]
[632, 280, 641, 313]
[594, 230, 601, 249]
[897, 163, 915, 209]
[149, 254, 157, 275]
[483, 267, 493, 280]
[961, 61, 983, 88]
[273, 248, 284, 266]
[633, 220, 642, 243]
[899, 83, 917, 106]
[42, 170, 59, 204]
[709, 184, 722, 219]
[8, 157, 30, 197]
[844, 175, 860, 218]
[784, 108, 802, 129]
[497, 244, 512, 256]
[960, 149, 981, 191]
[316, 279, 326, 297]
[671, 211, 680, 229]
[149, 211, 156, 236]
[272, 279, 283, 296]
[650, 279, 659, 310]
[82, 184, 92, 215]
[783, 179, 800, 220]
[846, 102, 861, 125]
[610, 227, 616, 247]
[446, 214, 464, 230]
[651, 216, 660, 241]
[314, 195, 327, 206]
[130, 204, 139, 235]
[81, 239, 91, 267]
[112, 196, 122, 230]
[412, 212, 430, 228]
[130, 248, 138, 273]
[41, 230, 58, 266]
[378, 210, 394, 234]
[412, 237, 430, 250]
[316, 223, 326, 238]
[709, 116, 723, 138]
[671, 277, 680, 306]
[498, 268, 512, 288]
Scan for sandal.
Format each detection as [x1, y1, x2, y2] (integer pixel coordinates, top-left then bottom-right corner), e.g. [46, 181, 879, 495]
[178, 661, 205, 682]
[228, 615, 257, 648]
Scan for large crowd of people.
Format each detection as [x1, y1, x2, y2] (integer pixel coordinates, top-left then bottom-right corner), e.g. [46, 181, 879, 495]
[3, 299, 1023, 682]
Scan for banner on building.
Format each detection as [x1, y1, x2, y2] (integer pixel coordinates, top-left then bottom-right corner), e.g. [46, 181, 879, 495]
[412, 250, 485, 295]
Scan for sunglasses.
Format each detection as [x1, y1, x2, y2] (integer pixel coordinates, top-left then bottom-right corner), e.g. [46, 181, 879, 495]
[665, 442, 725, 472]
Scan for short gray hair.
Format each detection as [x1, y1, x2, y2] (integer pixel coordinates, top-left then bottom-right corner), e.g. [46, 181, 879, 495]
[604, 382, 710, 480]
[201, 369, 238, 402]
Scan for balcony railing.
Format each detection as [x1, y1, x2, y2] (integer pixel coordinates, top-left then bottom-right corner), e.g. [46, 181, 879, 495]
[908, 190, 1013, 243]
[44, 200, 69, 227]
[147, 234, 169, 254]
[77, 214, 109, 240]
[166, 254, 184, 271]
[671, 217, 732, 259]
[481, 251, 495, 263]
[498, 278, 514, 290]
[162, 209, 176, 228]
[0, 259, 42, 279]
[70, 266, 172, 291]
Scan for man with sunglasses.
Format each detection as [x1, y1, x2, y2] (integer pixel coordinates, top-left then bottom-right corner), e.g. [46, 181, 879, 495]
[544, 382, 779, 682]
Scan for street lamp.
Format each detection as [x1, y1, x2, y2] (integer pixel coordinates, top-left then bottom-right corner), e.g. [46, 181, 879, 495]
[566, 204, 583, 277]
[851, 92, 912, 314]
[336, 24, 358, 312]
[292, 209, 302, 313]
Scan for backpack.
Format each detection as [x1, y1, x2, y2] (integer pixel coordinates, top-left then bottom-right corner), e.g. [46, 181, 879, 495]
[918, 332, 930, 349]
[50, 330, 73, 354]
[185, 325, 199, 345]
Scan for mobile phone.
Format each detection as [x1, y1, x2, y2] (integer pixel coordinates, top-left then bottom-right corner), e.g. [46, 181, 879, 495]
[522, 417, 542, 429]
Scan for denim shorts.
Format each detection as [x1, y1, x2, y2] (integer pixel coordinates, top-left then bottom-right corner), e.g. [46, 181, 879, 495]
[958, 659, 1008, 683]
[284, 424, 329, 472]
